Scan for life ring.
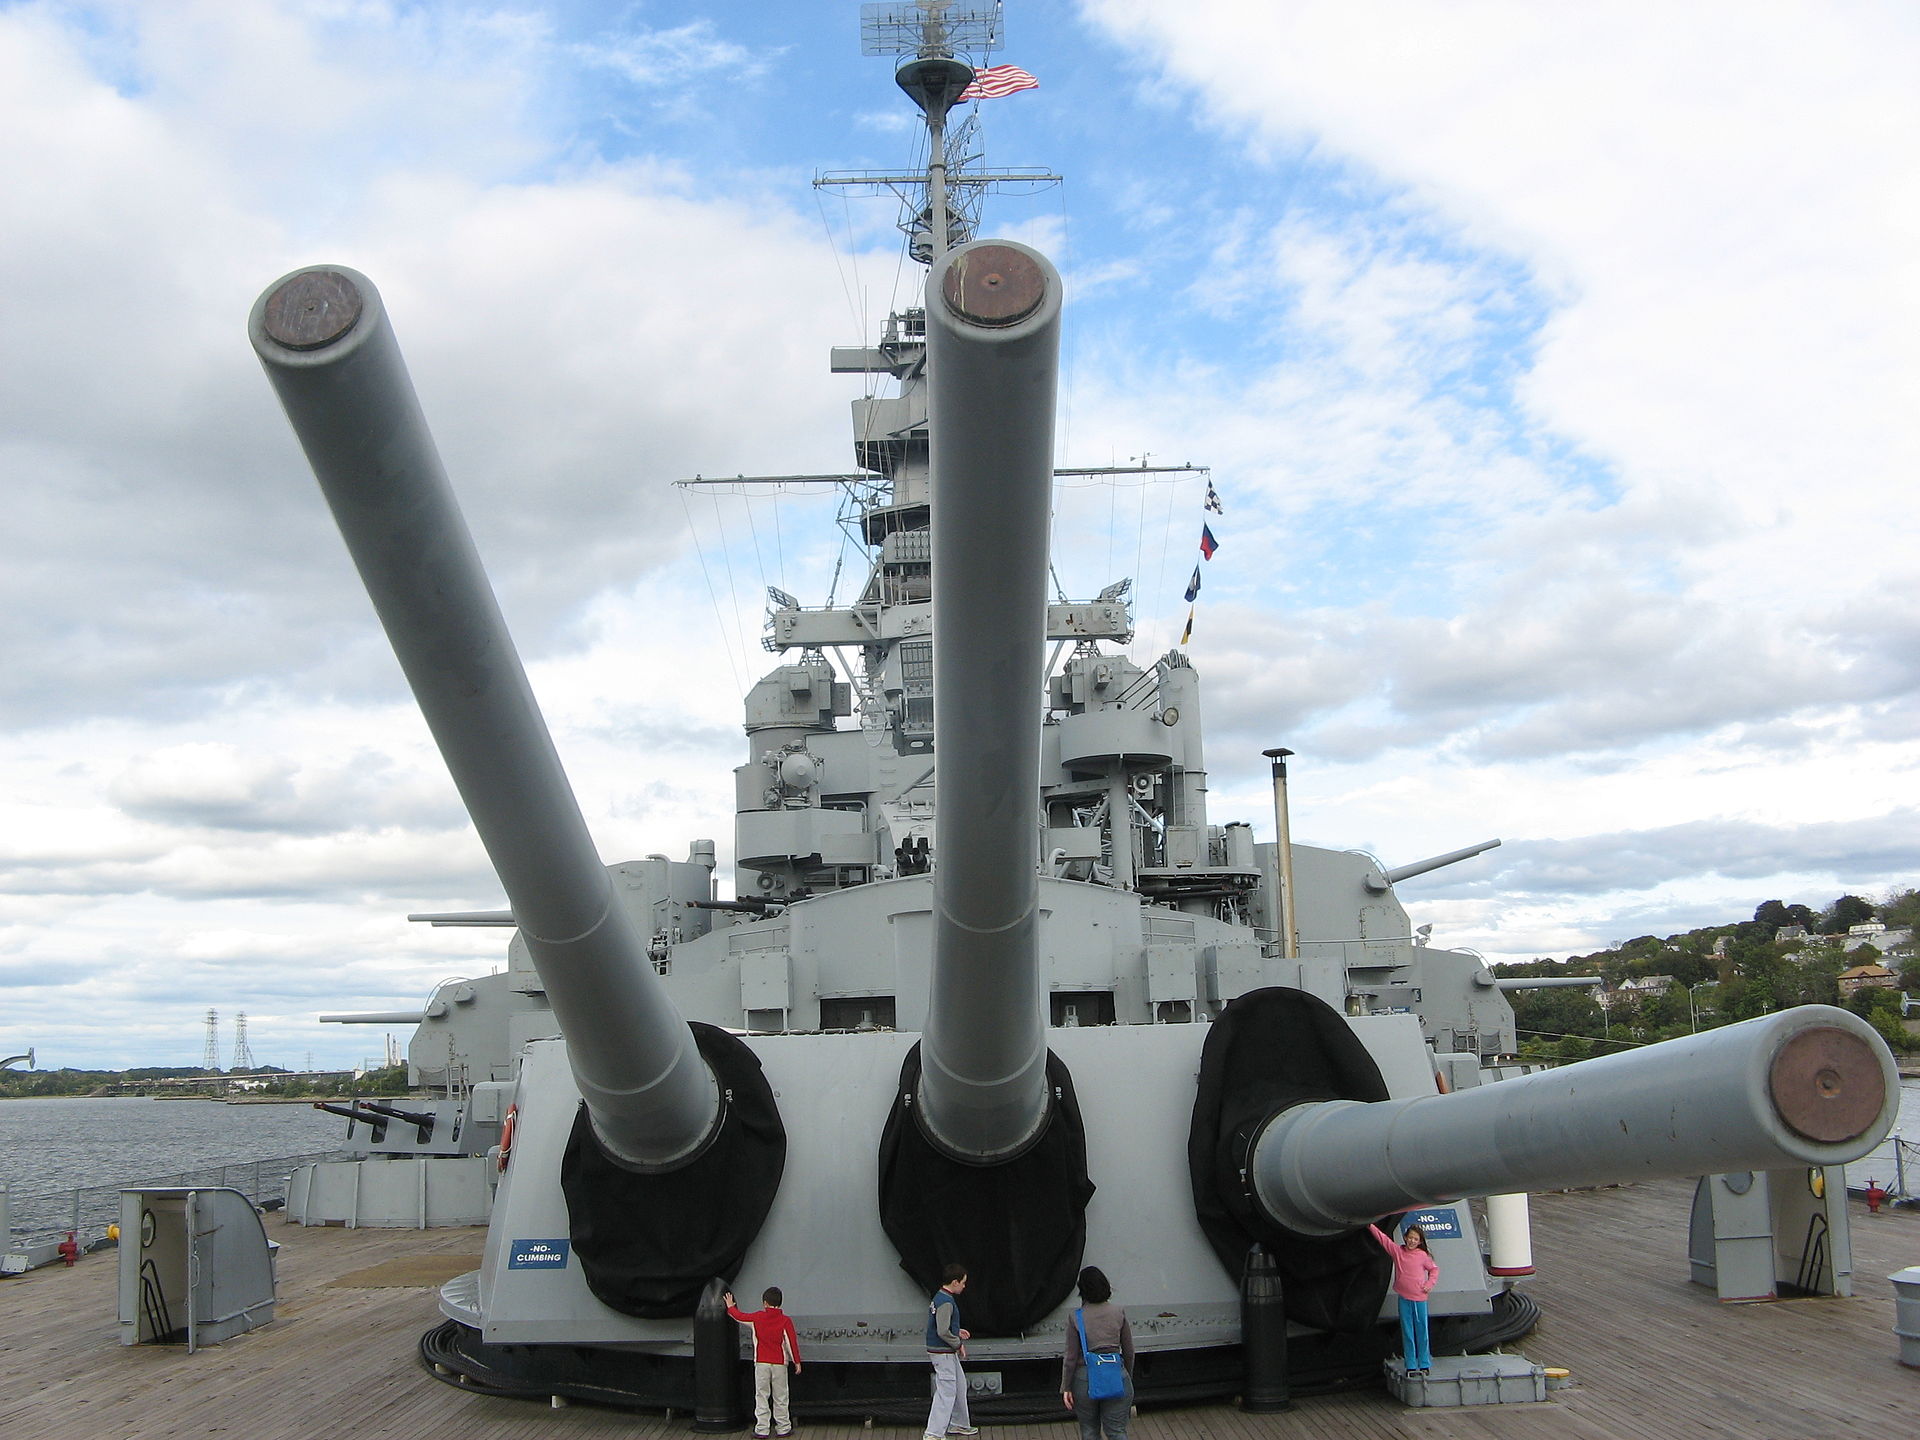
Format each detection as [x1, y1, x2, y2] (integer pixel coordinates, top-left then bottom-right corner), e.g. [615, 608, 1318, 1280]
[498, 1103, 518, 1173]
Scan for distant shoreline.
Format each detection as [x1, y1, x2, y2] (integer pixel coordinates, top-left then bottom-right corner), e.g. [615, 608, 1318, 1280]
[0, 1093, 355, 1103]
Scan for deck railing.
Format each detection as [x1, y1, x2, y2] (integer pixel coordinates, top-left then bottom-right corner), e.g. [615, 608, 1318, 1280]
[2, 1148, 353, 1249]
[1846, 1134, 1920, 1200]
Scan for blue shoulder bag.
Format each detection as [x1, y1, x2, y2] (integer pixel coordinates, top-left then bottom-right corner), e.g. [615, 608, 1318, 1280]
[1075, 1309, 1125, 1400]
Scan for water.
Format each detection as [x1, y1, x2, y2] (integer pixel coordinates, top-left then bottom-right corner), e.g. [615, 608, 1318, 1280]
[1843, 1077, 1920, 1195]
[0, 1096, 347, 1194]
[0, 1096, 351, 1244]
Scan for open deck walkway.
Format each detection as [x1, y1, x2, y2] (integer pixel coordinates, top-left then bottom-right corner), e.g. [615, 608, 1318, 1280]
[1, 1178, 1913, 1439]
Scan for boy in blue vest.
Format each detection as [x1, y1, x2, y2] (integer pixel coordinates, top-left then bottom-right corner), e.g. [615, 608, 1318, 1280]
[924, 1264, 978, 1440]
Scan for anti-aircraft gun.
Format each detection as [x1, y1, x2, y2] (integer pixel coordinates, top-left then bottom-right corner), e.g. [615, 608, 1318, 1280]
[246, 10, 1900, 1416]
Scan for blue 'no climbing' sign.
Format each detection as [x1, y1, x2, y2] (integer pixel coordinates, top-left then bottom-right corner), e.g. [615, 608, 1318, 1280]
[1403, 1208, 1460, 1239]
[508, 1238, 572, 1269]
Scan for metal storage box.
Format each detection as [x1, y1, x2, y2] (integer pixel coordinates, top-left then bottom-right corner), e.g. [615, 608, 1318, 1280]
[1385, 1353, 1548, 1407]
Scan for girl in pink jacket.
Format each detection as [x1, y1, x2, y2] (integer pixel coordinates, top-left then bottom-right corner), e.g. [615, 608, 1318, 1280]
[1368, 1222, 1439, 1375]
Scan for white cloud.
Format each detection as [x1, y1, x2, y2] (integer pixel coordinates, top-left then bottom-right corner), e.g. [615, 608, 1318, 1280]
[5, 0, 1919, 1063]
[1066, 0, 1920, 965]
[572, 20, 767, 89]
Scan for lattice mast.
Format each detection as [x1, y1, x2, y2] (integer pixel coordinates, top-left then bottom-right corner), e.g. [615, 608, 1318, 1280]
[836, 3, 1053, 265]
[202, 1007, 219, 1072]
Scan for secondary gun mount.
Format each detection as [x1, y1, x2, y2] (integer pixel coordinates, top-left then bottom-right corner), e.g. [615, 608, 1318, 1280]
[313, 1098, 437, 1143]
[1250, 1003, 1897, 1236]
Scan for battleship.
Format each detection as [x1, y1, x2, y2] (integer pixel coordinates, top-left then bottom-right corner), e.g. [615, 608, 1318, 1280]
[247, 1, 1898, 1418]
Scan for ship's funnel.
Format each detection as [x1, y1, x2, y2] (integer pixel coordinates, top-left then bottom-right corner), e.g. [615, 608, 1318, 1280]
[1250, 1004, 1897, 1236]
[249, 266, 718, 1171]
[917, 240, 1062, 1161]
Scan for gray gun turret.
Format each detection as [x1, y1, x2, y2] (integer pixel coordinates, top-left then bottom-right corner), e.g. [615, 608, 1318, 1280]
[249, 267, 719, 1172]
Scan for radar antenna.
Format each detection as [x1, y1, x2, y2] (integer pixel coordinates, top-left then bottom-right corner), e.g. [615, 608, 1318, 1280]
[828, 3, 1057, 263]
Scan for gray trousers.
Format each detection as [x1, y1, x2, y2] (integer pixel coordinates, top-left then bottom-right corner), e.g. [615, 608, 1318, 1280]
[926, 1350, 970, 1435]
[1070, 1367, 1132, 1440]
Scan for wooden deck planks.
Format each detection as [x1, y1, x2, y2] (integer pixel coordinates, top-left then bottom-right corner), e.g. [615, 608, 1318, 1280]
[1, 1182, 1915, 1439]
[1516, 1179, 1918, 1439]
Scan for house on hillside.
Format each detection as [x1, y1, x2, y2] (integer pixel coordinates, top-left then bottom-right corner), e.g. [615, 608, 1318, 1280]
[1837, 962, 1898, 998]
[1599, 974, 1676, 1011]
[1842, 922, 1914, 958]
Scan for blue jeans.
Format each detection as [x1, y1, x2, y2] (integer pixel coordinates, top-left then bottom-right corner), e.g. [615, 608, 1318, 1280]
[1397, 1298, 1431, 1370]
[1070, 1367, 1132, 1440]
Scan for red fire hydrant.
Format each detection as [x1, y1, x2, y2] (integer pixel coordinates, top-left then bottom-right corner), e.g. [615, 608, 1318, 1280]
[1865, 1182, 1889, 1214]
[57, 1232, 80, 1266]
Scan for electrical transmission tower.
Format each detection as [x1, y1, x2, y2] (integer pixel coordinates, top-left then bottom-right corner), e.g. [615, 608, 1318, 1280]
[231, 1011, 254, 1072]
[202, 1009, 220, 1072]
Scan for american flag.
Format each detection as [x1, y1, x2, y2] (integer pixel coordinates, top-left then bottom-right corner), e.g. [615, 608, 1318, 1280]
[959, 64, 1040, 101]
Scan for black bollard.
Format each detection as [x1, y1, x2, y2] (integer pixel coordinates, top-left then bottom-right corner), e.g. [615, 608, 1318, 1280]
[1239, 1244, 1291, 1412]
[692, 1277, 747, 1432]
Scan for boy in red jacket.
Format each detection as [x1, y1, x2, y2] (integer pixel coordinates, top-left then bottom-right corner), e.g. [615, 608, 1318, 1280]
[725, 1287, 803, 1437]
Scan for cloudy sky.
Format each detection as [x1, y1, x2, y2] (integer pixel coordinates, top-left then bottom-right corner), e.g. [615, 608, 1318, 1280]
[3, 0, 1915, 1071]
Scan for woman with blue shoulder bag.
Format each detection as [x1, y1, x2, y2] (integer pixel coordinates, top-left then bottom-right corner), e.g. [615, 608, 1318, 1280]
[1061, 1266, 1134, 1440]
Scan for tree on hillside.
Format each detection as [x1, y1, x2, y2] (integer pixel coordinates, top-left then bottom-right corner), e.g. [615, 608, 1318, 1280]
[1781, 938, 1847, 1007]
[1846, 986, 1901, 1021]
[1726, 936, 1796, 1017]
[1507, 984, 1605, 1048]
[1661, 949, 1716, 987]
[1820, 894, 1875, 934]
[1846, 986, 1918, 1054]
[1490, 958, 1578, 980]
[359, 1064, 410, 1096]
[1881, 888, 1920, 930]
[1636, 985, 1688, 1033]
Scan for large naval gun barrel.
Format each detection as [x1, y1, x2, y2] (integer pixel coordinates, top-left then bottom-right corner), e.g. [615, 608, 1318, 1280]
[249, 267, 717, 1170]
[919, 239, 1063, 1161]
[1250, 1005, 1897, 1236]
